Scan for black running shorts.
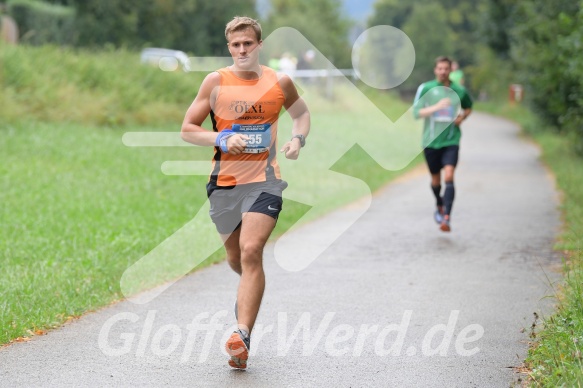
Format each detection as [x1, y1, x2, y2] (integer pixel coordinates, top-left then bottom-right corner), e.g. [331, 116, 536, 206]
[423, 145, 459, 174]
[206, 180, 288, 234]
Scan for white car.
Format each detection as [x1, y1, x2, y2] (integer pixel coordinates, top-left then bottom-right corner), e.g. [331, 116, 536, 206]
[140, 48, 191, 72]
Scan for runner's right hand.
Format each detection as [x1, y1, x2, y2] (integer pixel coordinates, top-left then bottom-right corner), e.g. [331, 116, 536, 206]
[434, 98, 451, 110]
[226, 133, 249, 155]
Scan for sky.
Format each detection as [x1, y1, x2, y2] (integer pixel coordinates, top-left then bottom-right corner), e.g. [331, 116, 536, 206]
[343, 0, 376, 22]
[256, 0, 376, 22]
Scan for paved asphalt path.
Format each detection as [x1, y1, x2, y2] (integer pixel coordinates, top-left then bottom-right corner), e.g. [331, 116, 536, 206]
[0, 112, 561, 387]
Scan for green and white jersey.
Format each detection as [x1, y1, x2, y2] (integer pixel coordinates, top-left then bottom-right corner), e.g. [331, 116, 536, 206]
[413, 80, 473, 149]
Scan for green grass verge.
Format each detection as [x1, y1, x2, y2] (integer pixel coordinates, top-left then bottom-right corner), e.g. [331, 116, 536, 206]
[0, 44, 422, 345]
[0, 43, 205, 126]
[0, 121, 212, 343]
[476, 101, 583, 387]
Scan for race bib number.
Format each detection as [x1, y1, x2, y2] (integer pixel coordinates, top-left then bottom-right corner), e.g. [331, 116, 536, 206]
[232, 123, 272, 154]
[429, 87, 460, 123]
[432, 106, 456, 122]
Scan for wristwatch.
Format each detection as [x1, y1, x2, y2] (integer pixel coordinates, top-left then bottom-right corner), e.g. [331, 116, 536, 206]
[292, 134, 306, 147]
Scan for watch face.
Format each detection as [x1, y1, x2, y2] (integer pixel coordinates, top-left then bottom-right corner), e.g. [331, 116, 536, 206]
[294, 135, 305, 147]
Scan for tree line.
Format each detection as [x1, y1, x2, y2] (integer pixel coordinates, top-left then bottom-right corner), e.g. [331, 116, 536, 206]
[369, 0, 582, 152]
[2, 0, 581, 151]
[3, 0, 350, 63]
[509, 0, 582, 152]
[5, 0, 257, 55]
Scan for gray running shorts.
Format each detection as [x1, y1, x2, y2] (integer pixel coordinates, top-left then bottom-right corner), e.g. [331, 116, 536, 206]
[206, 180, 288, 234]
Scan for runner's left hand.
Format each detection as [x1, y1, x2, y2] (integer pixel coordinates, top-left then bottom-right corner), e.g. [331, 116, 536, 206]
[280, 140, 300, 160]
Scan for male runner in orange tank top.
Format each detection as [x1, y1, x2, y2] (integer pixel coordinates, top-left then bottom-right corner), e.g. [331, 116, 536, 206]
[181, 16, 310, 369]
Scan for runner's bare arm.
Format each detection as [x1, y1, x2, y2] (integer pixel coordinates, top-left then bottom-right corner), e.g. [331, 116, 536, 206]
[181, 72, 248, 153]
[278, 74, 310, 160]
[181, 72, 221, 146]
[454, 108, 472, 126]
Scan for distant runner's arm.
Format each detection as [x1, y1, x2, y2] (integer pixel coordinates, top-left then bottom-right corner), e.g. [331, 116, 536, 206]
[418, 98, 452, 118]
[454, 108, 472, 126]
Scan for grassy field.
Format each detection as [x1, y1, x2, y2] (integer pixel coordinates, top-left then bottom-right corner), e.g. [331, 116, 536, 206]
[1, 121, 211, 343]
[0, 44, 420, 344]
[476, 101, 583, 386]
[0, 44, 202, 126]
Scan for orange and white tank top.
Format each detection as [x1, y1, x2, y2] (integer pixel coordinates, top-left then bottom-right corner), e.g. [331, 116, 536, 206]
[210, 66, 285, 187]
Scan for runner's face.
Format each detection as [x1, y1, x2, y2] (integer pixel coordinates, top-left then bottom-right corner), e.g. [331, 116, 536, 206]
[434, 61, 451, 83]
[227, 28, 262, 70]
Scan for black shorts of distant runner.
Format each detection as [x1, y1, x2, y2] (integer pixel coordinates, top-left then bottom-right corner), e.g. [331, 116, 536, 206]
[423, 145, 459, 174]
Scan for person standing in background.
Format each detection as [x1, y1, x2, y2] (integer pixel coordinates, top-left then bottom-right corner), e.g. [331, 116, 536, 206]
[449, 60, 465, 85]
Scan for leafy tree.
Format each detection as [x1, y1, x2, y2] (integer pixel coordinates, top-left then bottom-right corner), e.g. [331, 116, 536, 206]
[481, 0, 514, 59]
[7, 0, 75, 45]
[67, 0, 142, 47]
[136, 1, 195, 52]
[262, 0, 351, 68]
[439, 0, 486, 66]
[368, 0, 412, 30]
[176, 0, 257, 56]
[42, 0, 256, 55]
[368, 0, 486, 92]
[512, 0, 583, 152]
[399, 3, 455, 93]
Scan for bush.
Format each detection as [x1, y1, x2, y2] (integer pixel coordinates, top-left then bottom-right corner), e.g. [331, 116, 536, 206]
[0, 44, 205, 126]
[512, 0, 583, 153]
[7, 0, 75, 45]
[463, 46, 514, 101]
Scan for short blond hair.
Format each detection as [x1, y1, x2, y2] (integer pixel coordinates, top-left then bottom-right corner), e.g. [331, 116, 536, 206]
[225, 16, 262, 42]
